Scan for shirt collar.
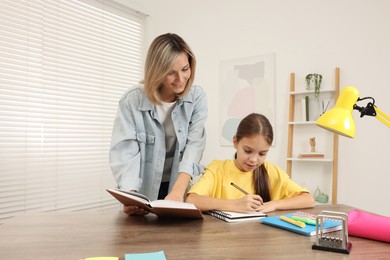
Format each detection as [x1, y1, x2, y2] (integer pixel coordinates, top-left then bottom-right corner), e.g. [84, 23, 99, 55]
[138, 91, 192, 112]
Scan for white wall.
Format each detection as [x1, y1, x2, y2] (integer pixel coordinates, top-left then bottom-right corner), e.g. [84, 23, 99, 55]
[121, 0, 390, 216]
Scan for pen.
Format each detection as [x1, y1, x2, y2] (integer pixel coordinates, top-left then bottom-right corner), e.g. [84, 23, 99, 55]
[280, 215, 306, 228]
[230, 182, 263, 205]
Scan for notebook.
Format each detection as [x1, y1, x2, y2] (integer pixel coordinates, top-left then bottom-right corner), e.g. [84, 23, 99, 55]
[260, 212, 342, 236]
[206, 210, 267, 223]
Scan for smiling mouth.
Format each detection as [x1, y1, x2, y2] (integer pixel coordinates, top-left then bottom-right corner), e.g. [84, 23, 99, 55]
[171, 83, 184, 89]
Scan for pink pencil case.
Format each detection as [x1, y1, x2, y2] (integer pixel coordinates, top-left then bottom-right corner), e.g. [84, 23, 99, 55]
[347, 209, 390, 243]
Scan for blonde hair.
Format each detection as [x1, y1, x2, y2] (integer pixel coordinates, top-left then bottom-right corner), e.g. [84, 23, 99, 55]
[142, 33, 196, 104]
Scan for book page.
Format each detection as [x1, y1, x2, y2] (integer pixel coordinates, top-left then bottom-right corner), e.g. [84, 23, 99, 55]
[106, 189, 150, 208]
[119, 190, 151, 203]
[212, 210, 267, 219]
[150, 200, 198, 209]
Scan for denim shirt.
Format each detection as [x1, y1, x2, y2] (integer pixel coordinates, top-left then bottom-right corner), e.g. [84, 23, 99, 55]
[109, 84, 207, 200]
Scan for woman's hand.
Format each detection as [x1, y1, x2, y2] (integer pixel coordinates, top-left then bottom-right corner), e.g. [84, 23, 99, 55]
[123, 205, 149, 216]
[165, 190, 184, 202]
[164, 172, 191, 202]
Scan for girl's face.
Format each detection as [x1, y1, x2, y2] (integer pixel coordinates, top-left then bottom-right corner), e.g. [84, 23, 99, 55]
[233, 134, 270, 172]
[160, 52, 191, 102]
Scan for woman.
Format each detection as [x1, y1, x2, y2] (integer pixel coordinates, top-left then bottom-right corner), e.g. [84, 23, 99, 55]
[110, 33, 207, 215]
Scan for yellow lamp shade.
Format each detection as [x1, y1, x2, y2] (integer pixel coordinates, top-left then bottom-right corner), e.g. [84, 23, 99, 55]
[316, 86, 360, 138]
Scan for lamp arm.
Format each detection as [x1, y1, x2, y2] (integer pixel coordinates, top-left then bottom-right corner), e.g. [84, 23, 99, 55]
[353, 97, 390, 128]
[374, 106, 390, 128]
[353, 101, 377, 117]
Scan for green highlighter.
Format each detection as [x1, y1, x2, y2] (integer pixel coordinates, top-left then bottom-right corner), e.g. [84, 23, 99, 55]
[291, 216, 317, 225]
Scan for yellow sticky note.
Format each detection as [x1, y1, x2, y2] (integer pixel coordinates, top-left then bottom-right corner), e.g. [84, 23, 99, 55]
[85, 257, 118, 260]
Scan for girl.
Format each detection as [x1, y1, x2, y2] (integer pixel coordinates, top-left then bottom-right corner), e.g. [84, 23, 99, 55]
[110, 33, 207, 215]
[186, 113, 314, 213]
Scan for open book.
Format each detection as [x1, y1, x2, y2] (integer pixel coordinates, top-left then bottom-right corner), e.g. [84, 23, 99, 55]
[206, 210, 267, 223]
[106, 189, 203, 219]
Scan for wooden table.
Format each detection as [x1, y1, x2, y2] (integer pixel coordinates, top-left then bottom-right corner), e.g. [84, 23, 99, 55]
[0, 204, 388, 259]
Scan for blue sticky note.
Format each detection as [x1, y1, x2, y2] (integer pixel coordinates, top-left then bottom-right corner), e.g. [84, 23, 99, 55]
[125, 251, 166, 260]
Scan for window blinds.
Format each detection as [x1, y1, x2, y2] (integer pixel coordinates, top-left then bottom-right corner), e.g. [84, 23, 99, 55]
[0, 0, 145, 222]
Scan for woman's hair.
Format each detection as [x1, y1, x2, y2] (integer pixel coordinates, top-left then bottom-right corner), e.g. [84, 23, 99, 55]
[235, 113, 274, 202]
[142, 33, 196, 104]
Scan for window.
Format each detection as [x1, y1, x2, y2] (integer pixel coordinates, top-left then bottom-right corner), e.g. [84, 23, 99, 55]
[0, 0, 146, 222]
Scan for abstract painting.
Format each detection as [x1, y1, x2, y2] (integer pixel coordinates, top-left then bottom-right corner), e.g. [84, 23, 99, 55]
[219, 53, 275, 146]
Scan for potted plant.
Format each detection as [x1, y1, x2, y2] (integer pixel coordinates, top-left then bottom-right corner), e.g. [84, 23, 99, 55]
[305, 73, 322, 101]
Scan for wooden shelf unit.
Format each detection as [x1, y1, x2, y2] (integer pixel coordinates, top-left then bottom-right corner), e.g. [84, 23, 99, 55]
[286, 67, 340, 204]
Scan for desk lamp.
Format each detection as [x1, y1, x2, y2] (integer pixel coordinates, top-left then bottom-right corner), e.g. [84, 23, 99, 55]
[316, 86, 390, 138]
[314, 86, 390, 254]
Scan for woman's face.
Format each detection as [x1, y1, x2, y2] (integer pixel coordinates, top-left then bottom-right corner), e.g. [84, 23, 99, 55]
[233, 134, 270, 172]
[160, 52, 191, 102]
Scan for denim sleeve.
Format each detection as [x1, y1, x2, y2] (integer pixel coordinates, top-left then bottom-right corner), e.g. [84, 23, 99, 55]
[109, 97, 142, 191]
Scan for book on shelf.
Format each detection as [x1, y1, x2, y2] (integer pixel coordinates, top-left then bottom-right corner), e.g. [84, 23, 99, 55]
[106, 188, 203, 219]
[298, 153, 325, 159]
[206, 210, 267, 223]
[260, 212, 342, 236]
[301, 96, 310, 121]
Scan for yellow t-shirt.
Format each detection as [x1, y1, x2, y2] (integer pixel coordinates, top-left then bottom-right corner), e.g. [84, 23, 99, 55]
[188, 160, 308, 200]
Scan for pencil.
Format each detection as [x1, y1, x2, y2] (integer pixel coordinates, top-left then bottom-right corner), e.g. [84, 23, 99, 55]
[230, 182, 248, 195]
[230, 182, 263, 205]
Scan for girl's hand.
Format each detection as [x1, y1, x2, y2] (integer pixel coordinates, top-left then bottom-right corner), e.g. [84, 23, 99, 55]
[236, 194, 263, 212]
[256, 193, 315, 213]
[123, 205, 149, 215]
[256, 201, 277, 213]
